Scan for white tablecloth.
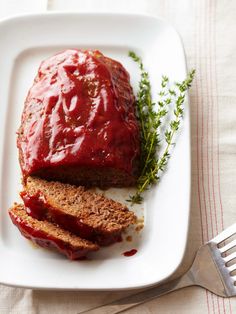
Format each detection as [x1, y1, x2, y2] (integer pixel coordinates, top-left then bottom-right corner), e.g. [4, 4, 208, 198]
[1, 0, 236, 313]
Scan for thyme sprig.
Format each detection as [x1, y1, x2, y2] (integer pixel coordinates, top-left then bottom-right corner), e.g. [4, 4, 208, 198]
[128, 51, 195, 204]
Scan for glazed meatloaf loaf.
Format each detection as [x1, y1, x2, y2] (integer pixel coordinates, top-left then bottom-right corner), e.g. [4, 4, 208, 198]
[18, 49, 140, 187]
[20, 176, 137, 246]
[9, 204, 99, 260]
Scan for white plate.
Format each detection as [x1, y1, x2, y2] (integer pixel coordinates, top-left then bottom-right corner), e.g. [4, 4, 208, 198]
[0, 12, 190, 290]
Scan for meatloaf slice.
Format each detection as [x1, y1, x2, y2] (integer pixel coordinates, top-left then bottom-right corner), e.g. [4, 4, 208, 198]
[17, 49, 140, 187]
[9, 204, 99, 260]
[21, 176, 137, 246]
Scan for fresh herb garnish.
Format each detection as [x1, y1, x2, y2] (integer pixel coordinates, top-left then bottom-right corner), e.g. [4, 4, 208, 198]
[128, 51, 195, 204]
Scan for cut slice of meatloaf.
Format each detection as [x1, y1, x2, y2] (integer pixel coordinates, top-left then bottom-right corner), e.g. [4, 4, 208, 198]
[17, 49, 140, 187]
[9, 204, 99, 260]
[21, 176, 137, 246]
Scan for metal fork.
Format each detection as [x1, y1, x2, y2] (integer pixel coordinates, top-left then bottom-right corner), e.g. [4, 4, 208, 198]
[80, 223, 236, 314]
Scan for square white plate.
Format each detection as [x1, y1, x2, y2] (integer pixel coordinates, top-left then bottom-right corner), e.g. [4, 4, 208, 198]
[0, 12, 190, 290]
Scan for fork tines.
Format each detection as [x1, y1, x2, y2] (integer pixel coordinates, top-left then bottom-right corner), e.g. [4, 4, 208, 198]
[210, 223, 236, 291]
[211, 223, 236, 247]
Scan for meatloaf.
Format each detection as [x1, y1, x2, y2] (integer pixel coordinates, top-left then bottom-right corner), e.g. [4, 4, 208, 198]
[21, 176, 137, 246]
[9, 204, 99, 260]
[17, 49, 140, 187]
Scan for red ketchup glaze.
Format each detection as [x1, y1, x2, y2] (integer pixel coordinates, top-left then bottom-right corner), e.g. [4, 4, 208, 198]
[18, 49, 140, 179]
[123, 249, 138, 257]
[20, 191, 47, 219]
[9, 210, 88, 260]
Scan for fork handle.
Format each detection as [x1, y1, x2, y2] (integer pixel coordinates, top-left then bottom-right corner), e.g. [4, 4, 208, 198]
[79, 273, 194, 314]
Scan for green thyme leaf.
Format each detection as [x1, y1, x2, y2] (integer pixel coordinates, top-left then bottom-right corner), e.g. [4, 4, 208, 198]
[127, 51, 195, 204]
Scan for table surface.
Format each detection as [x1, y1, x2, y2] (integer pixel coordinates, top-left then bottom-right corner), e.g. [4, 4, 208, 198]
[0, 0, 236, 313]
